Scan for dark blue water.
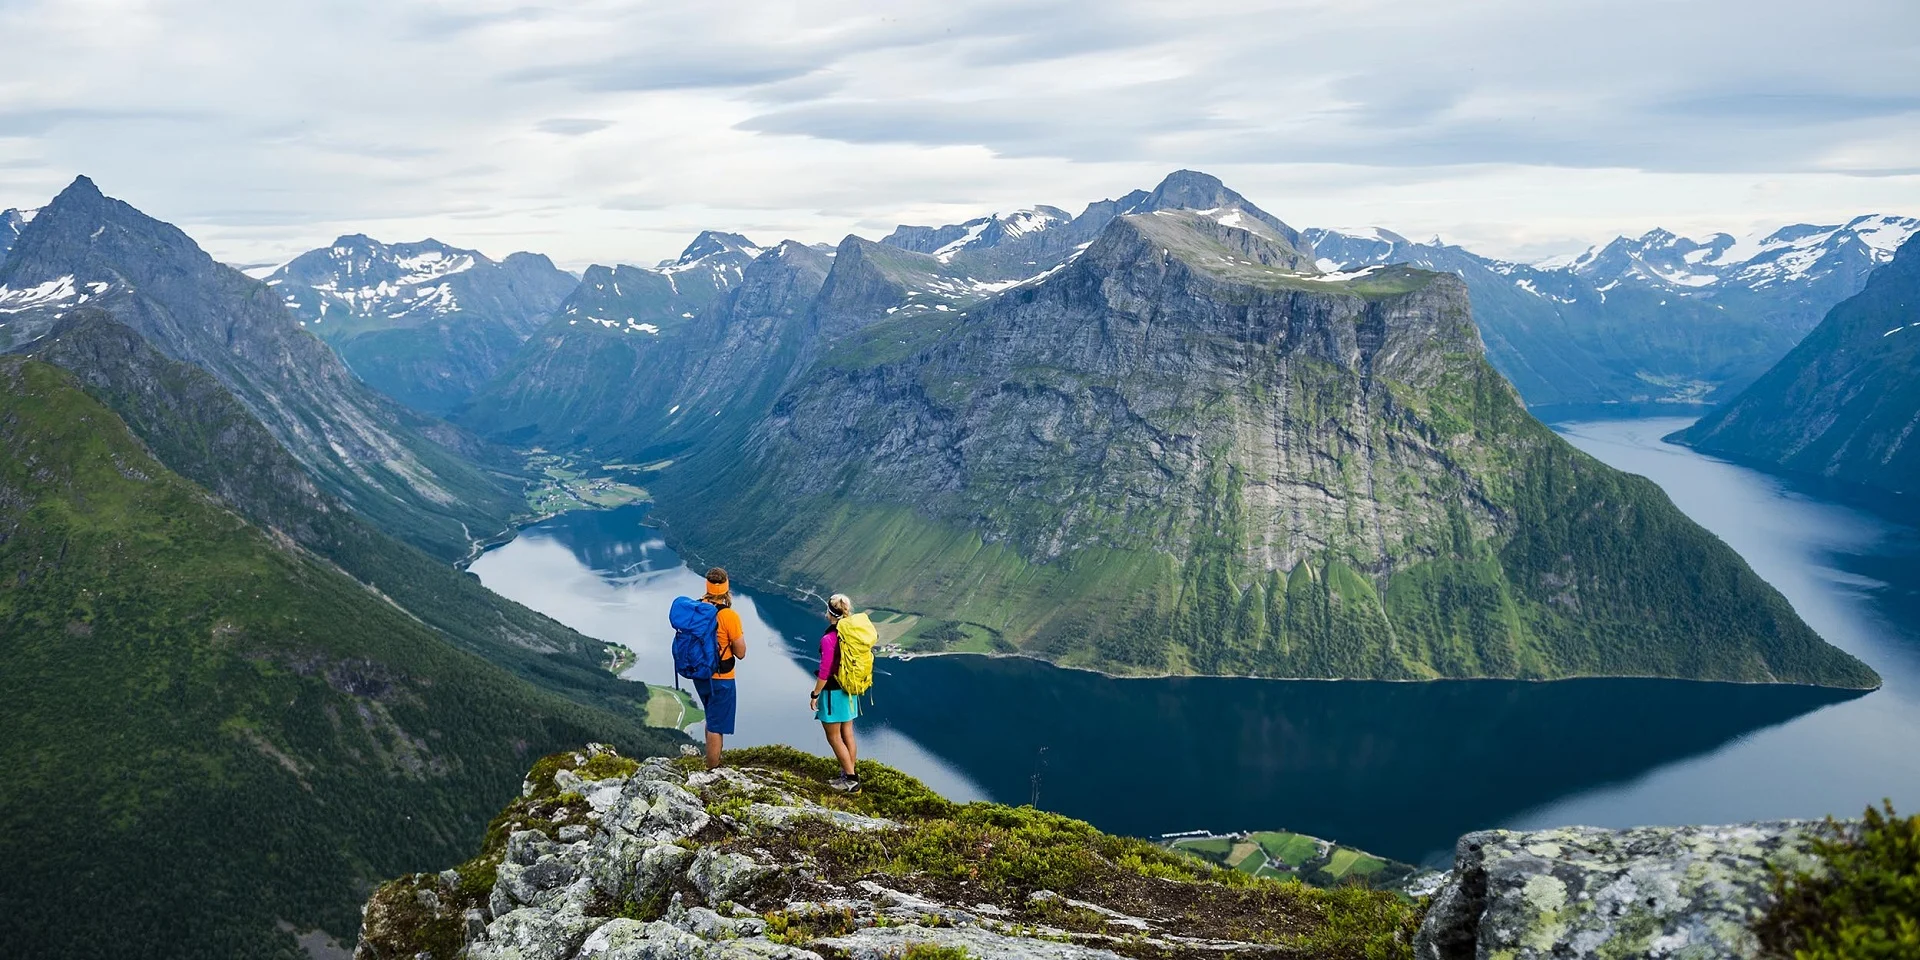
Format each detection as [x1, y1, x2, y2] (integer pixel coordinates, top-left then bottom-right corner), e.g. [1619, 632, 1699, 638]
[472, 417, 1920, 866]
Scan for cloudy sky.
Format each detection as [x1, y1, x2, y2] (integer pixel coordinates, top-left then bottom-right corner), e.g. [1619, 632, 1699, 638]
[2, 0, 1916, 270]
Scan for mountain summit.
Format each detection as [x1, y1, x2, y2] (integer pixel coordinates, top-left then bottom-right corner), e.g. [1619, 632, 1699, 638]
[637, 176, 1874, 687]
[264, 234, 575, 413]
[0, 176, 520, 557]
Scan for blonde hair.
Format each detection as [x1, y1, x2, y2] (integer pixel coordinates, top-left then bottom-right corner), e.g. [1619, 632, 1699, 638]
[827, 594, 853, 620]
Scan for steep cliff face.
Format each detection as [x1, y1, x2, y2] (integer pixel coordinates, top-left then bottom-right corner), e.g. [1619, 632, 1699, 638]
[0, 358, 680, 960]
[0, 176, 521, 559]
[1677, 234, 1920, 499]
[267, 236, 577, 413]
[0, 207, 26, 266]
[654, 207, 1876, 686]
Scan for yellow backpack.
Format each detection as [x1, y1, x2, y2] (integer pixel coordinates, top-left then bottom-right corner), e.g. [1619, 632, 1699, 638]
[834, 612, 877, 696]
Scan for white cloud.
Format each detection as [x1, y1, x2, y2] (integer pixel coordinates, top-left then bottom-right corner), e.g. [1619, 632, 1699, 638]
[0, 0, 1915, 269]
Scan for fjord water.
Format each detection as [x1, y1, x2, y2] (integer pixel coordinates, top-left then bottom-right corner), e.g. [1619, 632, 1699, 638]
[471, 417, 1920, 865]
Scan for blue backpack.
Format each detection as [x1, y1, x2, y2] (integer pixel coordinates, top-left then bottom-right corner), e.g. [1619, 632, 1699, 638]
[669, 596, 720, 684]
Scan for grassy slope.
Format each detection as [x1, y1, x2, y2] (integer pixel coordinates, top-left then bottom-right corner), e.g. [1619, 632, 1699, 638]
[0, 358, 681, 960]
[30, 313, 656, 723]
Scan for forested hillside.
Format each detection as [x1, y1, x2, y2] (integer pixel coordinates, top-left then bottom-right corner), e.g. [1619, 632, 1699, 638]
[0, 357, 681, 959]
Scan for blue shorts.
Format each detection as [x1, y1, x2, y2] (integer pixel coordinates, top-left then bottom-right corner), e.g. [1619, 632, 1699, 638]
[692, 677, 737, 736]
[815, 688, 860, 724]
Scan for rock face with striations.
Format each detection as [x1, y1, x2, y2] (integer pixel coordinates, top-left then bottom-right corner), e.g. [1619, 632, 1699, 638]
[1415, 822, 1825, 959]
[649, 176, 1877, 687]
[1676, 233, 1920, 500]
[0, 176, 520, 559]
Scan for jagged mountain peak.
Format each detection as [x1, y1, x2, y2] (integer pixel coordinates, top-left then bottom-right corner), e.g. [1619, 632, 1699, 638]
[1118, 169, 1303, 248]
[672, 230, 762, 266]
[54, 173, 104, 204]
[881, 206, 1073, 262]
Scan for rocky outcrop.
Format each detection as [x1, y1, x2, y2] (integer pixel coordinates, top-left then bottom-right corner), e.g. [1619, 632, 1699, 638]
[1415, 822, 1824, 959]
[356, 744, 1422, 960]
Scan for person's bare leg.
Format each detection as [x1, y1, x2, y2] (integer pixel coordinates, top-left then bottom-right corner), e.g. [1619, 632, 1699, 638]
[705, 731, 723, 770]
[844, 719, 858, 773]
[823, 722, 853, 775]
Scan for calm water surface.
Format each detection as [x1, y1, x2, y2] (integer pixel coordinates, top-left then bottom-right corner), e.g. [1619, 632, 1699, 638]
[471, 417, 1920, 865]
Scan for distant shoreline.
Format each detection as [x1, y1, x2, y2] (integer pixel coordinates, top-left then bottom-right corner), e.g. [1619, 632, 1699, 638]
[878, 646, 1879, 690]
[491, 504, 1879, 694]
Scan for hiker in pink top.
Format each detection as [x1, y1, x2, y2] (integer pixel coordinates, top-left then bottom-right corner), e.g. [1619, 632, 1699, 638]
[810, 594, 862, 791]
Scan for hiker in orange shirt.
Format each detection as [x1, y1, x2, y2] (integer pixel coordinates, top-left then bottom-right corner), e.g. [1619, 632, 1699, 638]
[695, 567, 745, 769]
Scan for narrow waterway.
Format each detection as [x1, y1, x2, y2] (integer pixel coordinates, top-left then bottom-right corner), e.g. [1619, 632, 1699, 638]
[471, 417, 1920, 865]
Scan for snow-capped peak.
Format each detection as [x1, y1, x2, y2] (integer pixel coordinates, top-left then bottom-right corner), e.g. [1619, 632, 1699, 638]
[1845, 214, 1920, 258]
[668, 231, 763, 269]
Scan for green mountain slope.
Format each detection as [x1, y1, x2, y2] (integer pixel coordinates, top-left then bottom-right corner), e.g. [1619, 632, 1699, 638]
[27, 311, 650, 720]
[0, 356, 681, 960]
[650, 207, 1876, 688]
[0, 177, 522, 560]
[1676, 235, 1920, 499]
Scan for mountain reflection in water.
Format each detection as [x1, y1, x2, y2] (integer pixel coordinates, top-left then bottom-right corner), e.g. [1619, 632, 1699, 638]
[475, 415, 1919, 865]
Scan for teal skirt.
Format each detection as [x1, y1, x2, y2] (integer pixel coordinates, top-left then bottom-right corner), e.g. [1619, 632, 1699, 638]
[815, 688, 860, 723]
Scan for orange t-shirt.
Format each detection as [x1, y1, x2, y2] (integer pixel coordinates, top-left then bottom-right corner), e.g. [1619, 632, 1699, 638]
[712, 607, 744, 679]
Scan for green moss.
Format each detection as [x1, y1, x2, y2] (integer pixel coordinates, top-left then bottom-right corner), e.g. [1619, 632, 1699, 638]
[900, 944, 974, 960]
[763, 905, 863, 946]
[1758, 802, 1920, 959]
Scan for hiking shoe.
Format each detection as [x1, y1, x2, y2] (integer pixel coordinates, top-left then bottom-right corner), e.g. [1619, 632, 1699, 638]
[829, 774, 861, 793]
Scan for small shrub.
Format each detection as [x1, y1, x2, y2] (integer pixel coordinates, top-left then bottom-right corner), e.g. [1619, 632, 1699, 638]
[900, 943, 972, 960]
[1758, 801, 1920, 959]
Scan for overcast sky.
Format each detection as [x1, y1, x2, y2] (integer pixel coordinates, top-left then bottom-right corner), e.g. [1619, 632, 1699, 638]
[2, 0, 1916, 270]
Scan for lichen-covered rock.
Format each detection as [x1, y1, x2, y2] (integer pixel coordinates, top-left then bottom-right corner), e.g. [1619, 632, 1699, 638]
[1415, 821, 1825, 959]
[356, 745, 1425, 960]
[814, 924, 1130, 959]
[494, 831, 592, 916]
[687, 848, 775, 906]
[742, 802, 897, 833]
[474, 906, 601, 960]
[573, 918, 820, 960]
[605, 778, 711, 842]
